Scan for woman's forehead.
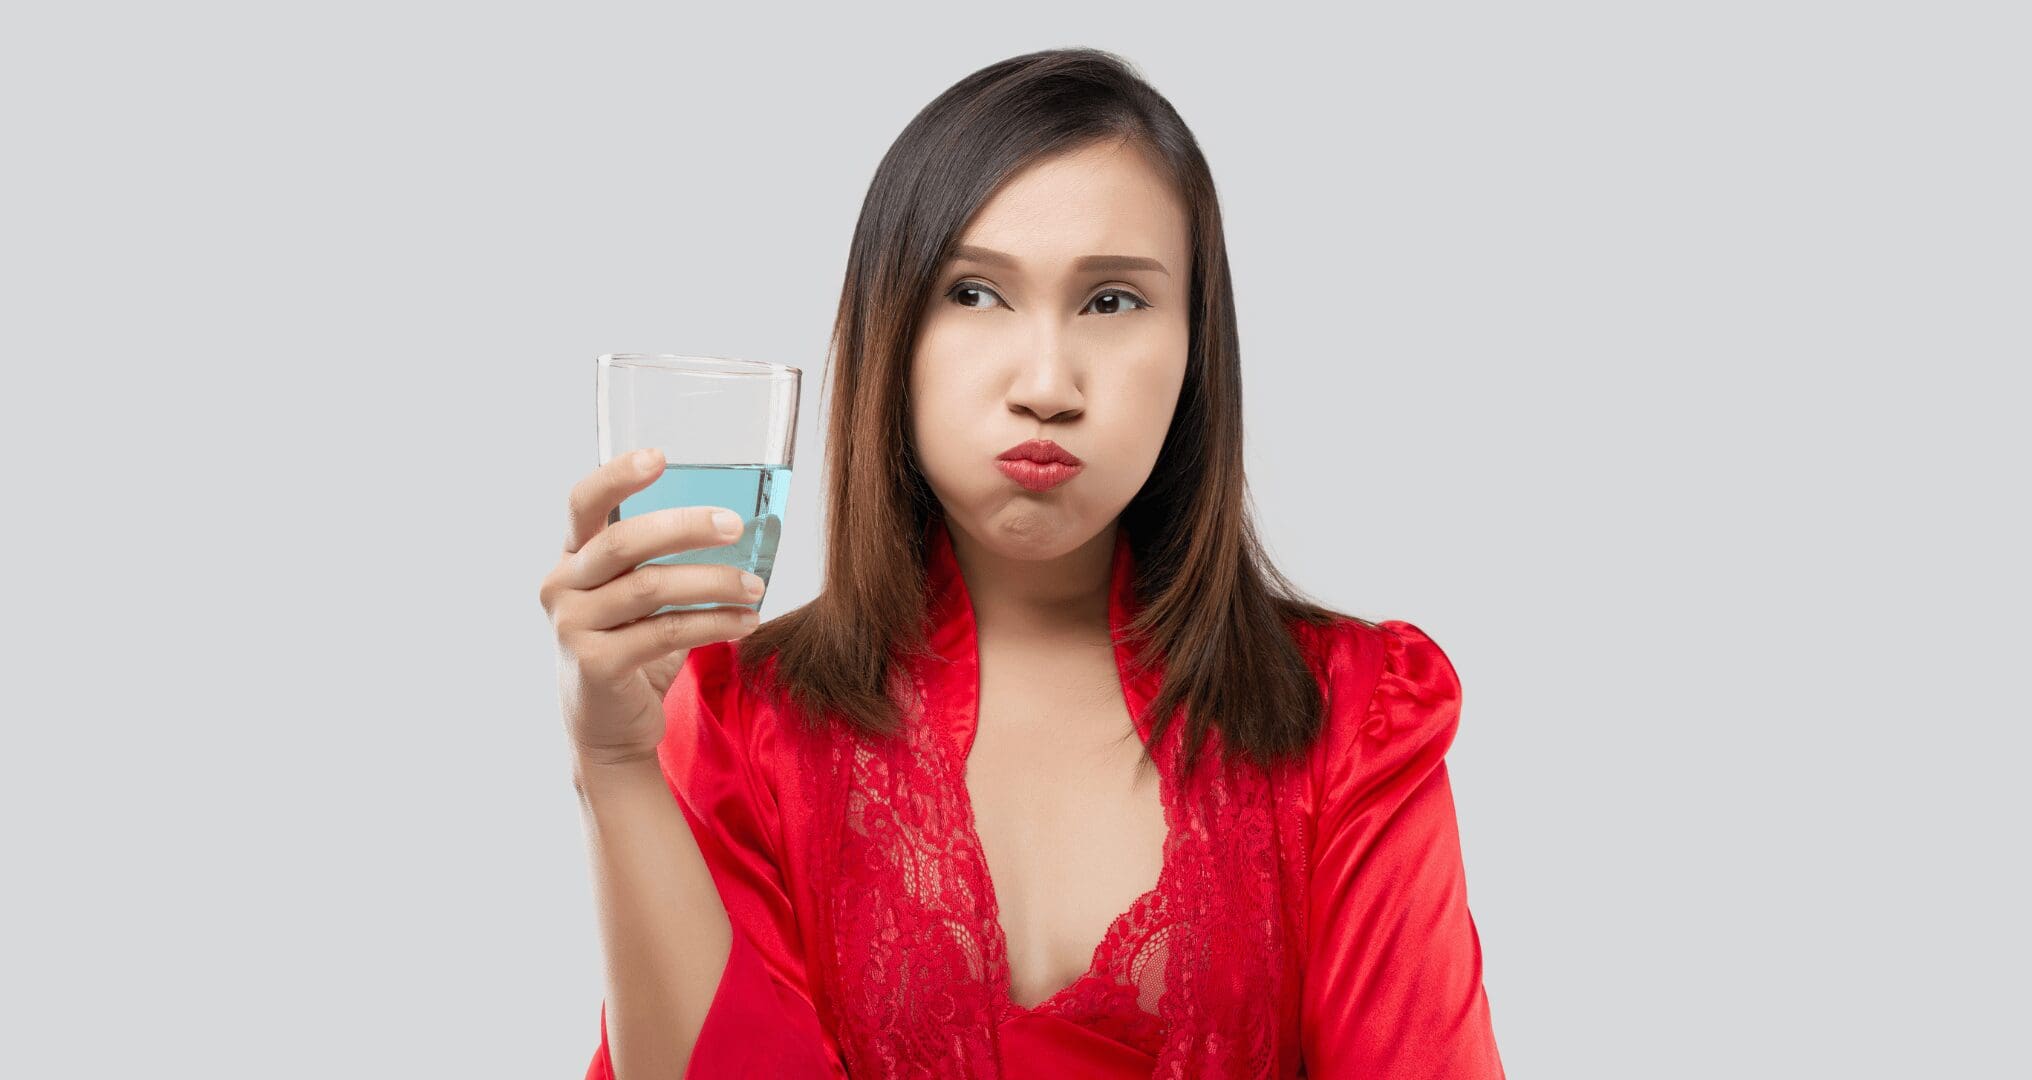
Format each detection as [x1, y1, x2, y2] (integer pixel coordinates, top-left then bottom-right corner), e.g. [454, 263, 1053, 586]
[952, 146, 1188, 277]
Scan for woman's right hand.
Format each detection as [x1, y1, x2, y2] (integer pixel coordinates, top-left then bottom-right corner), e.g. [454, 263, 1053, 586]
[539, 447, 766, 767]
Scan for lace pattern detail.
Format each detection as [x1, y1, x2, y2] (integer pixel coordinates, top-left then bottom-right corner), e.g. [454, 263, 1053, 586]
[1149, 743, 1295, 1078]
[816, 660, 1006, 1076]
[811, 652, 1299, 1077]
[1025, 884, 1171, 1051]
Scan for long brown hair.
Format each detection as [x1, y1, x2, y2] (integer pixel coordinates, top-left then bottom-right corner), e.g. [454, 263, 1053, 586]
[736, 46, 1373, 779]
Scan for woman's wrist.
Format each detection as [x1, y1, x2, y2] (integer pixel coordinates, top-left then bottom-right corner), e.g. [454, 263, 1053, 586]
[571, 750, 663, 797]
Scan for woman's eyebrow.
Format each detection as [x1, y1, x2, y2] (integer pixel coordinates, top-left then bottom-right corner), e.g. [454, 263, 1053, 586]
[948, 243, 1170, 276]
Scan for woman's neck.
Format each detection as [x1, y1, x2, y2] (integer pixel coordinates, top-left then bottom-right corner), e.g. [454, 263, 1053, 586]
[945, 518, 1116, 637]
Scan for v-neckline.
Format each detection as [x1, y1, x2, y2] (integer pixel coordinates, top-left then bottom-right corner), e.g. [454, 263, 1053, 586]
[917, 516, 1175, 1017]
[960, 755, 1173, 1015]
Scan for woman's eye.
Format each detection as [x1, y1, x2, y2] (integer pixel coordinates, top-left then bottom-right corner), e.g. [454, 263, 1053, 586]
[1086, 288, 1149, 316]
[944, 281, 1150, 315]
[947, 281, 1003, 310]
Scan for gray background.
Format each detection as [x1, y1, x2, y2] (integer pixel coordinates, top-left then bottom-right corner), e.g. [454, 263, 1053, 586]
[3, 2, 2024, 1077]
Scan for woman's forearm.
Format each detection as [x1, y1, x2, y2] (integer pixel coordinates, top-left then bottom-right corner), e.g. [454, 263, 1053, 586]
[574, 755, 733, 1080]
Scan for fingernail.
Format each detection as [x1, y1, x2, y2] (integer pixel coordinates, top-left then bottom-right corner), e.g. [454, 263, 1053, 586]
[635, 448, 659, 471]
[739, 609, 760, 627]
[740, 572, 764, 597]
[713, 509, 742, 537]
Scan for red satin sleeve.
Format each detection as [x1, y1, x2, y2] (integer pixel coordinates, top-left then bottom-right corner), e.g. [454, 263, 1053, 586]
[1300, 620, 1505, 1078]
[582, 640, 844, 1079]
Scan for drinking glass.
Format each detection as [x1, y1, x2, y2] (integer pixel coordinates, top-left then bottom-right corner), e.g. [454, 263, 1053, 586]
[596, 353, 800, 616]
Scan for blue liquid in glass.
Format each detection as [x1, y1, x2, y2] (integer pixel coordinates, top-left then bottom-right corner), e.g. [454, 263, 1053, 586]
[615, 463, 791, 615]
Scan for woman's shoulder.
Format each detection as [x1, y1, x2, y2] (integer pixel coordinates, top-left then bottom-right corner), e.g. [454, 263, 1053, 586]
[1292, 615, 1461, 701]
[1295, 615, 1465, 796]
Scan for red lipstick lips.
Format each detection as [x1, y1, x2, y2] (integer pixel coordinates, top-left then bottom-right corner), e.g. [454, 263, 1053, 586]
[995, 438, 1084, 492]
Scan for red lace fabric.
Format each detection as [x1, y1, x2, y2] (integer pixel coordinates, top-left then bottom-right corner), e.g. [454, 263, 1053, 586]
[581, 517, 1504, 1078]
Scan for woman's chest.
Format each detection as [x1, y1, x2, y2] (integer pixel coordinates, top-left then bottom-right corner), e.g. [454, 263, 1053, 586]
[772, 667, 1314, 1077]
[965, 659, 1171, 1010]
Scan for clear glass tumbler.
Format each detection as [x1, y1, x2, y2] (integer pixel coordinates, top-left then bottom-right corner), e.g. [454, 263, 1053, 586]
[596, 353, 800, 616]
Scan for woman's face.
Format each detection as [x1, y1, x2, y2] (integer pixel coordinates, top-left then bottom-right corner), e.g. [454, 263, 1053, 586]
[908, 138, 1192, 561]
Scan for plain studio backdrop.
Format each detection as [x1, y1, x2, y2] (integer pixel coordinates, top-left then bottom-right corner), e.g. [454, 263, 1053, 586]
[2, 3, 2023, 1077]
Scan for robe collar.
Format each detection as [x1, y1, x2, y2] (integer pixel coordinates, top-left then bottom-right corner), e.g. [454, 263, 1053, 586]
[918, 515, 1169, 764]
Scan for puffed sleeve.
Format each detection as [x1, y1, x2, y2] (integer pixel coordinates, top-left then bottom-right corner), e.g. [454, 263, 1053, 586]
[583, 639, 844, 1079]
[1300, 620, 1505, 1078]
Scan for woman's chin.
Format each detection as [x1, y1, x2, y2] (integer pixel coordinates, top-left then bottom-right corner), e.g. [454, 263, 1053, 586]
[972, 505, 1104, 557]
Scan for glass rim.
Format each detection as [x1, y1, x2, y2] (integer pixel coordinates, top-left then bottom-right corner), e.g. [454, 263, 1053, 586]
[599, 352, 801, 378]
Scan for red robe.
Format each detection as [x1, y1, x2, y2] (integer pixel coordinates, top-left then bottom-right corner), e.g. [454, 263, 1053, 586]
[583, 517, 1504, 1077]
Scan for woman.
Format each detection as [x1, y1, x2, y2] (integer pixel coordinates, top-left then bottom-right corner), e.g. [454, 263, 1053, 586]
[542, 47, 1505, 1078]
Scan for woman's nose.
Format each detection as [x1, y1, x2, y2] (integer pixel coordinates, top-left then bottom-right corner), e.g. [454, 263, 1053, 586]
[1005, 330, 1083, 421]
